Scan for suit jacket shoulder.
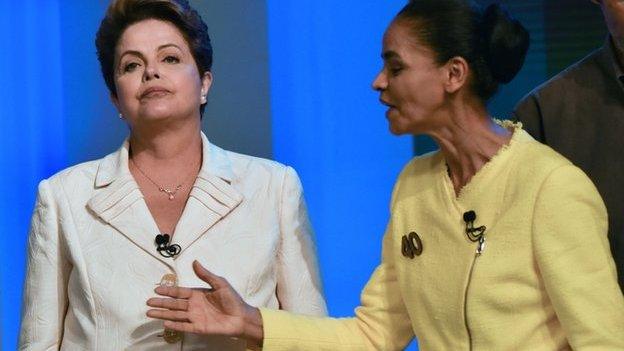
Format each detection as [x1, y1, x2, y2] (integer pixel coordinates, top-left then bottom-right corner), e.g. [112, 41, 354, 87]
[512, 46, 609, 142]
[219, 146, 293, 185]
[516, 46, 605, 112]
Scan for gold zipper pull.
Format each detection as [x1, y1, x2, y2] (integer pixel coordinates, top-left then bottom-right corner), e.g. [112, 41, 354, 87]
[476, 236, 486, 255]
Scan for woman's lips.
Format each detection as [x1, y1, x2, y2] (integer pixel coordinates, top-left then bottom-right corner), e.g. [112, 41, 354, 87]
[140, 87, 171, 99]
[384, 104, 398, 118]
[379, 98, 396, 110]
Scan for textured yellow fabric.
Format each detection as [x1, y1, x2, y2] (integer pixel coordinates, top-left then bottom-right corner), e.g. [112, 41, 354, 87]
[261, 124, 624, 350]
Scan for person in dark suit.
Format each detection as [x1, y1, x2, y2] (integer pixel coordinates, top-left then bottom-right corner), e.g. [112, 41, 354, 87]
[513, 0, 624, 291]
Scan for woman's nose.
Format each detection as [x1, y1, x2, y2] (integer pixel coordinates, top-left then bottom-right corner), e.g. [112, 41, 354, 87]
[372, 70, 387, 91]
[143, 66, 160, 81]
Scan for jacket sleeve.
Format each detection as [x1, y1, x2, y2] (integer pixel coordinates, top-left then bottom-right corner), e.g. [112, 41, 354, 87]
[532, 165, 624, 349]
[19, 179, 71, 350]
[512, 93, 546, 143]
[261, 204, 413, 350]
[274, 166, 327, 316]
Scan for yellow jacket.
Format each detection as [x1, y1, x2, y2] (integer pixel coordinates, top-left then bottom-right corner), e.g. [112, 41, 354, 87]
[261, 125, 624, 350]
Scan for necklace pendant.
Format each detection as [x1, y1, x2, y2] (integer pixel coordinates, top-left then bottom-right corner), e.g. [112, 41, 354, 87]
[160, 187, 176, 200]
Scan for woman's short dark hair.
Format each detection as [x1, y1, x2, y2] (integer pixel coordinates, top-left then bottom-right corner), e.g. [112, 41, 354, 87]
[95, 0, 212, 113]
[396, 0, 530, 101]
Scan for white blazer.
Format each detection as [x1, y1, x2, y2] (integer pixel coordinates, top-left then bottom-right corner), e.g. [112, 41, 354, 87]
[19, 133, 327, 350]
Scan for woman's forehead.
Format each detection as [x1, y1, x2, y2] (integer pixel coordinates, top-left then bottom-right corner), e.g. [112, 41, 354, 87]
[117, 19, 189, 53]
[382, 21, 429, 57]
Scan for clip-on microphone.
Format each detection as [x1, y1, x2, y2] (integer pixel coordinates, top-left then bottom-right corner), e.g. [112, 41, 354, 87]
[463, 210, 486, 254]
[155, 234, 181, 258]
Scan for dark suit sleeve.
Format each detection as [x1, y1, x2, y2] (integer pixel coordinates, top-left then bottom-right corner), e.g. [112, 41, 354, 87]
[512, 93, 546, 143]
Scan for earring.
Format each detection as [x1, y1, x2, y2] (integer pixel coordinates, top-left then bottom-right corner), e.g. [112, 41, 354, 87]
[119, 113, 124, 120]
[200, 94, 207, 103]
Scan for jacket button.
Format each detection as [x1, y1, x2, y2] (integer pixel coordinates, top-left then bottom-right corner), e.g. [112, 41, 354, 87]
[159, 273, 178, 287]
[162, 329, 184, 344]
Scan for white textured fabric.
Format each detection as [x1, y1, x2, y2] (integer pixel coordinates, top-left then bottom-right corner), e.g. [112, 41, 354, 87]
[19, 133, 327, 350]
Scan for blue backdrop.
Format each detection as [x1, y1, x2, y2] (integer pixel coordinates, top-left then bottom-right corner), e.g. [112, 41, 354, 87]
[268, 1, 415, 350]
[1, 1, 67, 349]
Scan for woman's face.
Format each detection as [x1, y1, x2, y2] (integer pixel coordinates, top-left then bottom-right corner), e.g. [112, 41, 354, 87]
[372, 21, 447, 135]
[112, 19, 211, 125]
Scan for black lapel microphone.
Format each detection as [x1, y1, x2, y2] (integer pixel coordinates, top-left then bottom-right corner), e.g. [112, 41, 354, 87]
[155, 234, 182, 258]
[463, 210, 486, 254]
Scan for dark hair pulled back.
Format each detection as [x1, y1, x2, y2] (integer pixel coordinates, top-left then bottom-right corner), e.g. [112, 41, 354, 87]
[396, 0, 529, 101]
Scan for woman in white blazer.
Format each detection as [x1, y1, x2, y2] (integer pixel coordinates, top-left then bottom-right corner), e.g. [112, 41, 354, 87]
[18, 0, 326, 350]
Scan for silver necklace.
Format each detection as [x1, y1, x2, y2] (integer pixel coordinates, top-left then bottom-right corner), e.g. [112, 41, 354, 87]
[130, 158, 196, 200]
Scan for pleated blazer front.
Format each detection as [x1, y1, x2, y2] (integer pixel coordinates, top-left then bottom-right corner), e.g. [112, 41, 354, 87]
[20, 132, 327, 350]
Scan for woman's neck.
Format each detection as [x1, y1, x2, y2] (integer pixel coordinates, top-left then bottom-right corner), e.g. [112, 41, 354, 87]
[128, 119, 203, 180]
[429, 101, 512, 196]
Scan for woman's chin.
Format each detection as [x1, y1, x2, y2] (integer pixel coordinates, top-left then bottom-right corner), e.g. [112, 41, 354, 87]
[387, 117, 410, 135]
[388, 123, 406, 135]
[137, 107, 177, 121]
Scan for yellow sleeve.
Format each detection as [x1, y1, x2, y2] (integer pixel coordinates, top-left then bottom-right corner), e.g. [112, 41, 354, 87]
[532, 165, 624, 349]
[261, 214, 413, 350]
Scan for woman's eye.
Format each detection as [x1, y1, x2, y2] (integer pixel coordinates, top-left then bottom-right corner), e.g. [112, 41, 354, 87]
[163, 56, 180, 64]
[123, 62, 140, 73]
[389, 66, 403, 76]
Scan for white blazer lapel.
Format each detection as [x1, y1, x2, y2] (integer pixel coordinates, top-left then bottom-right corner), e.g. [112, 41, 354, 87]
[173, 134, 243, 254]
[86, 140, 176, 268]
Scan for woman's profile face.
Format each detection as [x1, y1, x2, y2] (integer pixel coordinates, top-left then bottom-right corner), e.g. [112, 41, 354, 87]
[372, 21, 447, 135]
[112, 19, 211, 125]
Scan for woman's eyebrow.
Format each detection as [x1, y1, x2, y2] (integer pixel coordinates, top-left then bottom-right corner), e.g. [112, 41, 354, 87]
[118, 50, 145, 62]
[382, 50, 400, 61]
[158, 43, 182, 51]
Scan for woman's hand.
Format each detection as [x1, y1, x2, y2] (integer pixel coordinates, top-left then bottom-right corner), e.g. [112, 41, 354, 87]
[146, 260, 264, 348]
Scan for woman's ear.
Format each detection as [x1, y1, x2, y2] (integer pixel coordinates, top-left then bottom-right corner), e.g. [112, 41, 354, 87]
[200, 71, 213, 103]
[443, 56, 469, 94]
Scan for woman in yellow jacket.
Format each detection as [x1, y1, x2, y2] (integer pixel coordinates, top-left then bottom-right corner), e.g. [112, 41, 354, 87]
[146, 1, 624, 349]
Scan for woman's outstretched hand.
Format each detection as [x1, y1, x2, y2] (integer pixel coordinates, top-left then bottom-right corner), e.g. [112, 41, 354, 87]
[146, 260, 264, 348]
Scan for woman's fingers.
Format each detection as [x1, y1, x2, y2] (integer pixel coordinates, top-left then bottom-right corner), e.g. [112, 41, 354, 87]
[146, 262, 247, 338]
[192, 260, 227, 288]
[147, 297, 188, 311]
[154, 285, 194, 299]
[146, 308, 189, 322]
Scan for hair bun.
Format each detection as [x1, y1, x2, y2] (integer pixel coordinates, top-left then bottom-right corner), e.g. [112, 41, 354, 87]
[481, 4, 530, 84]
